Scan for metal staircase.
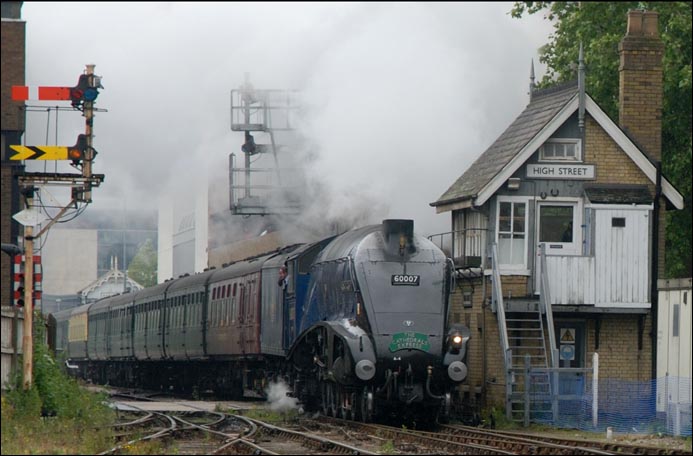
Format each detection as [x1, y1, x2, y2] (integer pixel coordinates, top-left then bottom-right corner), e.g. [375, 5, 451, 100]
[491, 243, 557, 425]
[505, 305, 553, 423]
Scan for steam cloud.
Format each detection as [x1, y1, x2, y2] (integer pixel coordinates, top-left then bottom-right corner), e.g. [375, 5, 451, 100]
[265, 379, 299, 413]
[20, 3, 553, 243]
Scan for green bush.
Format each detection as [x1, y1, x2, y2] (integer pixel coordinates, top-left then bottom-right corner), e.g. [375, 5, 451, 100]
[1, 312, 115, 454]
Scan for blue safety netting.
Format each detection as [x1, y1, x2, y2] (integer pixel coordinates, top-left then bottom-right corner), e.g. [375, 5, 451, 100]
[536, 375, 691, 437]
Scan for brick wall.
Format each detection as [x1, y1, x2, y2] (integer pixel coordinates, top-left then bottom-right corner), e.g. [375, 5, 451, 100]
[449, 276, 512, 409]
[1, 7, 26, 308]
[584, 314, 653, 414]
[1, 167, 13, 307]
[1, 17, 25, 134]
[584, 314, 652, 382]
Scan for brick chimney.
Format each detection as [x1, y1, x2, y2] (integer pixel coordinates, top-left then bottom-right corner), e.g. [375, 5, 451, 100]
[620, 9, 667, 281]
[618, 9, 664, 161]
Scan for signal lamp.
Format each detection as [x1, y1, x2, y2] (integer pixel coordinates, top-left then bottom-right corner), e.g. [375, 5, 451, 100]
[68, 148, 83, 161]
[70, 74, 99, 107]
[68, 134, 87, 164]
[84, 87, 99, 102]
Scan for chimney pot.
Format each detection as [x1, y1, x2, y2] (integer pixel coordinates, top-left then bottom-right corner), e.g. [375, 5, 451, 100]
[642, 11, 659, 37]
[626, 10, 643, 35]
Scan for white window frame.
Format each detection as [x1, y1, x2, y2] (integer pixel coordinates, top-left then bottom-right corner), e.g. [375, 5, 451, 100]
[539, 138, 582, 162]
[495, 196, 530, 273]
[536, 198, 583, 256]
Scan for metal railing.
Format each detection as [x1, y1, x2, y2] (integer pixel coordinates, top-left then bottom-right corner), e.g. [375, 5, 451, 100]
[539, 243, 557, 369]
[427, 228, 487, 268]
[508, 353, 599, 427]
[490, 243, 514, 422]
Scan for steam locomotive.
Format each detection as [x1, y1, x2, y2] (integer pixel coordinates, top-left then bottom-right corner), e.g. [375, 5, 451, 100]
[50, 219, 471, 422]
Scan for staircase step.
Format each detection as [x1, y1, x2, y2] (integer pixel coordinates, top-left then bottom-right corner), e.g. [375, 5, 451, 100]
[508, 345, 544, 350]
[510, 354, 546, 358]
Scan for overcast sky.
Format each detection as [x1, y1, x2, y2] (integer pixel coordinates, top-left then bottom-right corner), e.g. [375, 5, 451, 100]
[20, 2, 554, 237]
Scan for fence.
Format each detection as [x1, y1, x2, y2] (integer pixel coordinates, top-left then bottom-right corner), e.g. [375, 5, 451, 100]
[1, 306, 24, 390]
[532, 374, 691, 437]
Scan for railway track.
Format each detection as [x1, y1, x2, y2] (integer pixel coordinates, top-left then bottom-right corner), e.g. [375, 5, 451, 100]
[447, 425, 691, 456]
[103, 390, 687, 455]
[103, 404, 246, 455]
[106, 391, 380, 455]
[315, 416, 688, 455]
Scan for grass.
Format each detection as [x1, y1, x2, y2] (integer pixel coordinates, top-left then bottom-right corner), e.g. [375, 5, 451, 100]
[240, 407, 300, 423]
[1, 313, 116, 455]
[379, 440, 396, 454]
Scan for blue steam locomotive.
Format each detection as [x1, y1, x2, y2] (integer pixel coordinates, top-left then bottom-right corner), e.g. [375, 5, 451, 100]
[50, 219, 470, 422]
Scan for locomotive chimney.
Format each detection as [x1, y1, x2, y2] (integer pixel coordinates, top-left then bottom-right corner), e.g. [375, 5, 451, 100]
[382, 219, 415, 256]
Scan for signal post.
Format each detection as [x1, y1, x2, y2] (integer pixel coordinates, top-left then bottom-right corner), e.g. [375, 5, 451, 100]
[10, 65, 105, 389]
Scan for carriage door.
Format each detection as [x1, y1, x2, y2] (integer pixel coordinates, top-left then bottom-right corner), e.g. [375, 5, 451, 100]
[535, 201, 580, 293]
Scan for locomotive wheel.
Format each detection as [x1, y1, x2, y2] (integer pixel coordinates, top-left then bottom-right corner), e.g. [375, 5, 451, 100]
[345, 392, 356, 421]
[337, 388, 351, 420]
[321, 382, 337, 417]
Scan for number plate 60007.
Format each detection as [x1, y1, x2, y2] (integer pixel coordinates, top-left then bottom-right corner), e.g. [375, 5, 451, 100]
[391, 275, 420, 286]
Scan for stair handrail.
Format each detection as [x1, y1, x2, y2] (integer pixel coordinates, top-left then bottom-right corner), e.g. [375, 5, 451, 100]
[539, 242, 557, 368]
[491, 243, 510, 355]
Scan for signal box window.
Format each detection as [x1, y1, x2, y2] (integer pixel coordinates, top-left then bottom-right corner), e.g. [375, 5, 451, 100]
[497, 200, 527, 268]
[540, 206, 574, 243]
[539, 139, 581, 162]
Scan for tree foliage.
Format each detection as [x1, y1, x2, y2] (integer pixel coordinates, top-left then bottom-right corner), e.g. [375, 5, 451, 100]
[511, 2, 692, 277]
[127, 238, 157, 287]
